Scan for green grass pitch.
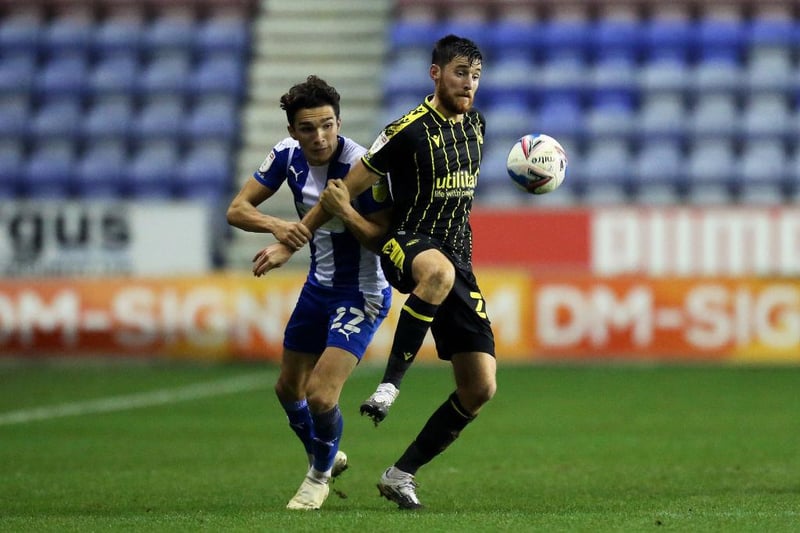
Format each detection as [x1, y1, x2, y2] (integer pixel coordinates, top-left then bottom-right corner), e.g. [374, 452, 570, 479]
[1, 360, 798, 532]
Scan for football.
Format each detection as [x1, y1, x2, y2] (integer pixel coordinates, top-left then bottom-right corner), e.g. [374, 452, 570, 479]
[506, 133, 568, 194]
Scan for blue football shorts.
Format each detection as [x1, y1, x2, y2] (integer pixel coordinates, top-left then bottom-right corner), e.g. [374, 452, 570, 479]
[283, 281, 392, 360]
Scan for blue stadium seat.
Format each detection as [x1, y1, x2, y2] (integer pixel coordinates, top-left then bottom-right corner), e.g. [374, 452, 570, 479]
[481, 97, 534, 143]
[695, 17, 746, 61]
[539, 18, 590, 61]
[92, 18, 144, 57]
[0, 12, 42, 53]
[382, 48, 431, 101]
[632, 140, 683, 196]
[195, 17, 249, 55]
[484, 19, 540, 61]
[636, 94, 686, 141]
[740, 94, 791, 140]
[190, 54, 245, 97]
[0, 140, 24, 197]
[74, 142, 128, 198]
[89, 54, 140, 96]
[83, 96, 134, 141]
[34, 53, 89, 98]
[132, 96, 185, 141]
[478, 51, 537, 106]
[0, 53, 37, 95]
[746, 16, 798, 48]
[29, 98, 82, 141]
[589, 16, 643, 62]
[175, 143, 231, 201]
[584, 94, 635, 141]
[43, 16, 92, 55]
[537, 54, 586, 102]
[686, 139, 737, 194]
[126, 141, 179, 199]
[689, 55, 743, 95]
[587, 57, 636, 105]
[637, 56, 690, 94]
[744, 48, 793, 94]
[533, 96, 585, 139]
[641, 16, 693, 61]
[389, 19, 443, 51]
[579, 139, 633, 195]
[184, 96, 238, 141]
[137, 53, 191, 95]
[143, 14, 195, 53]
[0, 94, 30, 139]
[735, 140, 789, 193]
[688, 94, 737, 141]
[23, 141, 76, 198]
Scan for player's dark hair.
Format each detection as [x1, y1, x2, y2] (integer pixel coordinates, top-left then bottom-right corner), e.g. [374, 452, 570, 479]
[432, 34, 482, 68]
[280, 75, 341, 125]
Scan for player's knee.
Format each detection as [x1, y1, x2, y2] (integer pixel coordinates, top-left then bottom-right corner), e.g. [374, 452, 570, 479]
[458, 381, 496, 414]
[274, 376, 301, 403]
[306, 389, 336, 414]
[414, 258, 455, 301]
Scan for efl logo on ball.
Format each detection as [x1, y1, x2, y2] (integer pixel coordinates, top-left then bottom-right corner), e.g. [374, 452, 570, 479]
[506, 133, 568, 194]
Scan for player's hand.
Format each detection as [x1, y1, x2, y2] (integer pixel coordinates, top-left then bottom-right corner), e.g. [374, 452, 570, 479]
[320, 179, 351, 218]
[252, 242, 294, 276]
[273, 220, 311, 250]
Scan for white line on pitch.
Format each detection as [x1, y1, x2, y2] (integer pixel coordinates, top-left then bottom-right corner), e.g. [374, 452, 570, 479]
[0, 373, 270, 427]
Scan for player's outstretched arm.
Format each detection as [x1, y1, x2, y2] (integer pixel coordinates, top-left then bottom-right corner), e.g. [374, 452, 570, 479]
[226, 177, 312, 250]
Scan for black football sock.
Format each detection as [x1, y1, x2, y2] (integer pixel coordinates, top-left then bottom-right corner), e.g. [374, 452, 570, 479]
[381, 294, 439, 388]
[395, 392, 475, 475]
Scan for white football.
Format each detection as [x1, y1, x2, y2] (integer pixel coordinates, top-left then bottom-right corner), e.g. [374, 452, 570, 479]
[506, 133, 568, 194]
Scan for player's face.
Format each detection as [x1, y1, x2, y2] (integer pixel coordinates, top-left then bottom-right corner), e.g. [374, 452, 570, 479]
[431, 56, 481, 117]
[288, 106, 341, 166]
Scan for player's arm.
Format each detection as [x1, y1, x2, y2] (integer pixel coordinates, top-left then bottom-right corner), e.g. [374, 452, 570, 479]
[321, 179, 390, 253]
[252, 160, 381, 276]
[226, 177, 311, 249]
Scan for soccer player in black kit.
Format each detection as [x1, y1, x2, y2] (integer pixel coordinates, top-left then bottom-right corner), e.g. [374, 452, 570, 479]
[252, 35, 497, 510]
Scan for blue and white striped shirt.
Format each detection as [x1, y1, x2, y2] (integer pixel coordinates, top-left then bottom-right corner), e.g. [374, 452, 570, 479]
[254, 135, 391, 294]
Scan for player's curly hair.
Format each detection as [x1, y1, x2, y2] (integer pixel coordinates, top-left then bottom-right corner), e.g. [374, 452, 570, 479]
[432, 34, 482, 68]
[280, 75, 341, 126]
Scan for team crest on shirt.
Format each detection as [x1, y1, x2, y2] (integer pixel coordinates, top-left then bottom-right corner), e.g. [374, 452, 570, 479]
[258, 151, 276, 173]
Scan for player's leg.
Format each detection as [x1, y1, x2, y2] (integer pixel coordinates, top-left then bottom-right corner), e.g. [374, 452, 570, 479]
[288, 287, 391, 510]
[362, 245, 454, 424]
[274, 348, 318, 466]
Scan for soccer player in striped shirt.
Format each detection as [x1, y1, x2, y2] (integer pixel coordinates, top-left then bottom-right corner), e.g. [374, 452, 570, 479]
[227, 76, 393, 510]
[253, 36, 497, 510]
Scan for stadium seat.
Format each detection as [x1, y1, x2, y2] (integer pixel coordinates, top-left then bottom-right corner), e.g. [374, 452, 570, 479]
[132, 96, 185, 141]
[641, 15, 693, 61]
[23, 141, 76, 198]
[382, 48, 432, 101]
[689, 55, 743, 95]
[636, 93, 686, 141]
[190, 54, 245, 97]
[584, 94, 635, 141]
[739, 94, 791, 140]
[92, 18, 144, 57]
[0, 53, 37, 95]
[588, 16, 642, 62]
[637, 56, 690, 95]
[481, 98, 534, 142]
[89, 54, 140, 96]
[143, 13, 195, 53]
[137, 53, 191, 95]
[43, 15, 92, 55]
[126, 141, 179, 199]
[744, 47, 793, 94]
[632, 140, 683, 197]
[695, 16, 746, 61]
[195, 17, 249, 56]
[578, 139, 633, 195]
[686, 139, 737, 193]
[0, 11, 42, 53]
[83, 96, 134, 141]
[537, 54, 586, 103]
[175, 142, 231, 201]
[184, 96, 238, 141]
[29, 98, 83, 141]
[734, 140, 789, 193]
[0, 94, 30, 139]
[34, 53, 89, 98]
[0, 140, 24, 197]
[688, 94, 738, 141]
[478, 52, 537, 106]
[484, 18, 540, 61]
[74, 142, 128, 199]
[539, 17, 590, 62]
[533, 96, 584, 139]
[746, 14, 797, 48]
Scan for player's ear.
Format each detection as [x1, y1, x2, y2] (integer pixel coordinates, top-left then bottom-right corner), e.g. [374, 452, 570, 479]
[429, 64, 440, 81]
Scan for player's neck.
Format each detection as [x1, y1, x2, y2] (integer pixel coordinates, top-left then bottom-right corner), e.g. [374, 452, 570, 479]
[428, 95, 463, 123]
